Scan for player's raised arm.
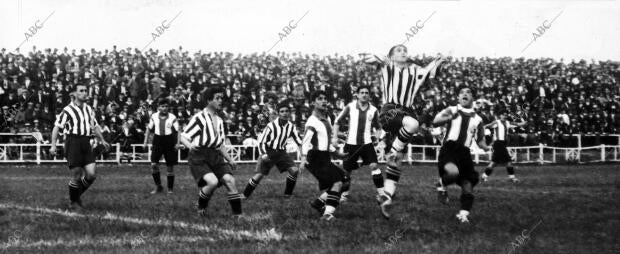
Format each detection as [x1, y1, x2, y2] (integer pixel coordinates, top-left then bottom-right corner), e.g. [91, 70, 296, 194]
[508, 120, 528, 128]
[332, 105, 350, 147]
[484, 121, 498, 130]
[359, 53, 389, 67]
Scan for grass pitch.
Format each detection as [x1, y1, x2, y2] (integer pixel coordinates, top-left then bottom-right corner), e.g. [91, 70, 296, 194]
[1, 163, 619, 253]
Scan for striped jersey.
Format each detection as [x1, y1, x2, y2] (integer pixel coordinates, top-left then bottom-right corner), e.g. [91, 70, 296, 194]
[302, 114, 334, 154]
[380, 62, 437, 107]
[492, 120, 513, 141]
[258, 118, 303, 154]
[335, 101, 379, 145]
[147, 112, 180, 136]
[442, 105, 484, 148]
[181, 109, 225, 148]
[54, 101, 99, 136]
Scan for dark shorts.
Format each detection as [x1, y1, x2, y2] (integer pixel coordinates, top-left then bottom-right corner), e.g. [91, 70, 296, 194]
[437, 141, 479, 186]
[151, 135, 178, 166]
[188, 147, 233, 186]
[259, 149, 296, 175]
[492, 141, 512, 164]
[305, 150, 347, 190]
[378, 103, 417, 134]
[342, 144, 378, 171]
[64, 135, 96, 169]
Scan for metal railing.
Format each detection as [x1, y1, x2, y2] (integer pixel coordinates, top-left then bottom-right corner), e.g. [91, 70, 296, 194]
[0, 143, 618, 165]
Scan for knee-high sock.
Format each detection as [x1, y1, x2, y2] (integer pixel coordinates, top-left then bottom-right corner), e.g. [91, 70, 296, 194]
[243, 178, 260, 198]
[167, 173, 175, 190]
[460, 193, 475, 211]
[284, 173, 297, 195]
[68, 179, 82, 202]
[152, 165, 161, 187]
[228, 193, 242, 215]
[484, 167, 493, 176]
[506, 166, 515, 177]
[391, 127, 414, 153]
[79, 176, 95, 195]
[371, 169, 384, 193]
[384, 165, 401, 197]
[324, 191, 341, 215]
[198, 189, 212, 209]
[341, 173, 351, 195]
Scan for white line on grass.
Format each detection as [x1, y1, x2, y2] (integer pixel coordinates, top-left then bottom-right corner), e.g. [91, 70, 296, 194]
[0, 203, 282, 242]
[0, 235, 216, 249]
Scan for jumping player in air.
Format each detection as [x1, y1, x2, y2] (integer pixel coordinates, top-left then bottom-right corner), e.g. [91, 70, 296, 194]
[363, 45, 447, 219]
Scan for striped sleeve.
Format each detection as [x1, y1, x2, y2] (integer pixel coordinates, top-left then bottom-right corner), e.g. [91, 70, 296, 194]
[291, 124, 303, 146]
[172, 115, 180, 132]
[257, 125, 271, 154]
[301, 126, 316, 155]
[54, 110, 68, 129]
[182, 114, 201, 141]
[334, 105, 350, 125]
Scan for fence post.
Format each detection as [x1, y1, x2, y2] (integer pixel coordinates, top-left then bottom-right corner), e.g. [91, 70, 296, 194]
[601, 144, 605, 162]
[538, 143, 544, 165]
[36, 143, 41, 165]
[407, 144, 413, 164]
[116, 143, 121, 165]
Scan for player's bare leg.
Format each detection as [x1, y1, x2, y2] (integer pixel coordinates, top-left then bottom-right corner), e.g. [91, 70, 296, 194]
[150, 163, 163, 194]
[222, 174, 243, 216]
[482, 162, 496, 182]
[197, 173, 218, 216]
[166, 165, 174, 193]
[80, 163, 97, 197]
[457, 180, 475, 223]
[436, 162, 458, 205]
[242, 155, 268, 198]
[380, 116, 418, 219]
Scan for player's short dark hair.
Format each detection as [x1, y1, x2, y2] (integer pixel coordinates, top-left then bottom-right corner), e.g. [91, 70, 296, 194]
[457, 85, 475, 96]
[74, 84, 87, 91]
[203, 86, 225, 102]
[276, 102, 290, 111]
[388, 44, 407, 58]
[157, 98, 169, 106]
[311, 90, 328, 102]
[357, 85, 371, 93]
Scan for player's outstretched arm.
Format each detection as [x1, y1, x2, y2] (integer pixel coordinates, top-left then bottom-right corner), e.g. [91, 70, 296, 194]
[484, 122, 497, 129]
[360, 53, 389, 67]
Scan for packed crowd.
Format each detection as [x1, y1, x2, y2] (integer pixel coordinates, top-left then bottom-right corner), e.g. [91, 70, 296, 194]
[1, 46, 619, 147]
